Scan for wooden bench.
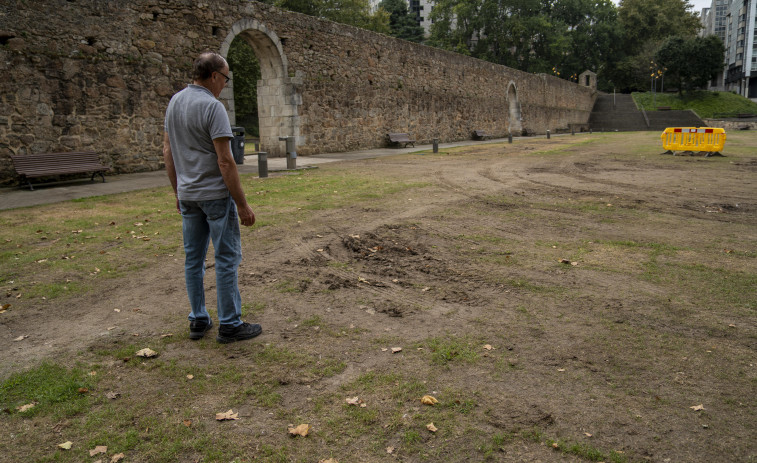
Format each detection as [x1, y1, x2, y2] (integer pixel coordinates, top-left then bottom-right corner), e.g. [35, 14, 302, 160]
[10, 151, 110, 190]
[387, 133, 416, 148]
[472, 130, 490, 140]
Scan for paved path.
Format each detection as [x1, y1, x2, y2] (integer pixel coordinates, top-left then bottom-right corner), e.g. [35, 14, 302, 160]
[0, 139, 519, 211]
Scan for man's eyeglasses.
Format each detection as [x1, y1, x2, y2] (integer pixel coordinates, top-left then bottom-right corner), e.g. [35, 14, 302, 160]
[217, 71, 230, 83]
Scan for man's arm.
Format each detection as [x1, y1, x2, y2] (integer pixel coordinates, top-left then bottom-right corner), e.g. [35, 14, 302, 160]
[163, 132, 180, 213]
[213, 137, 255, 227]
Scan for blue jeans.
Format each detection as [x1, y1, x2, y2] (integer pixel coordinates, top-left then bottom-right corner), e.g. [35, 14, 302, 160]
[180, 196, 243, 327]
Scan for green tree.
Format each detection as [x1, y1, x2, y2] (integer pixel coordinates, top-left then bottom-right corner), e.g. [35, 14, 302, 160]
[379, 0, 425, 42]
[427, 0, 483, 55]
[655, 35, 724, 95]
[428, 0, 620, 78]
[549, 0, 623, 89]
[227, 38, 261, 137]
[618, 0, 701, 56]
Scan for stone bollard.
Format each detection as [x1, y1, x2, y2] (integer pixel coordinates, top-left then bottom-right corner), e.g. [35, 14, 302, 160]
[257, 152, 268, 178]
[433, 138, 438, 153]
[508, 132, 513, 144]
[279, 136, 296, 170]
[571, 126, 575, 136]
[546, 130, 551, 139]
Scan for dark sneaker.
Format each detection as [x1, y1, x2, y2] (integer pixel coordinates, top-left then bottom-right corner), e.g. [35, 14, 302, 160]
[216, 322, 262, 344]
[189, 318, 213, 340]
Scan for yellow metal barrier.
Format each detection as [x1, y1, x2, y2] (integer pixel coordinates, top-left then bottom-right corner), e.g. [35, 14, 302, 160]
[661, 127, 726, 156]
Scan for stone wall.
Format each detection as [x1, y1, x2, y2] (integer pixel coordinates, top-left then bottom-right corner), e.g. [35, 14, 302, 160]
[703, 119, 757, 131]
[0, 0, 596, 186]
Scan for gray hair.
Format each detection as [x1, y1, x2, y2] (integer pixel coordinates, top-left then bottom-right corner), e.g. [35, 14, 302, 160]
[192, 52, 227, 81]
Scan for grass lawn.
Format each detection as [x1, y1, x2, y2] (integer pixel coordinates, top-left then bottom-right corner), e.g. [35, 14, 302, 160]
[633, 90, 757, 117]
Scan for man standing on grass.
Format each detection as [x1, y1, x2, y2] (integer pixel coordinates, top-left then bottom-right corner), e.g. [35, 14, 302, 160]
[163, 51, 262, 344]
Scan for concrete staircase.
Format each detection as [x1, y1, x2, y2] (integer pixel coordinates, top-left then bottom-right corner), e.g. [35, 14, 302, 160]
[589, 94, 705, 131]
[589, 94, 647, 131]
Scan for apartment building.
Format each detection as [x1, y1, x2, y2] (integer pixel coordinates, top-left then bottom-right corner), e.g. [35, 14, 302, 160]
[702, 0, 731, 90]
[409, 0, 434, 35]
[702, 0, 756, 98]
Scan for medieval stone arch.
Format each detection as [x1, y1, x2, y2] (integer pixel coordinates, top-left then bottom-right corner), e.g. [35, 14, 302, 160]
[507, 82, 522, 135]
[219, 18, 301, 156]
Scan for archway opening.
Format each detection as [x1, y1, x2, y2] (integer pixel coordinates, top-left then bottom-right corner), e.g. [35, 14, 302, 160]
[227, 38, 261, 139]
[220, 19, 299, 157]
[507, 82, 523, 135]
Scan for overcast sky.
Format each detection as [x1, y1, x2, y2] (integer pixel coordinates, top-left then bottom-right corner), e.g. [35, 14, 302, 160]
[688, 0, 713, 12]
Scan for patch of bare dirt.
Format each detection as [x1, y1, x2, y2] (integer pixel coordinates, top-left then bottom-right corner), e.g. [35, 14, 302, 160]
[1, 134, 755, 462]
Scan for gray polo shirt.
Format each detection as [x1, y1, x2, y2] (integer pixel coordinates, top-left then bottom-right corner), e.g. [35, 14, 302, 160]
[164, 84, 233, 201]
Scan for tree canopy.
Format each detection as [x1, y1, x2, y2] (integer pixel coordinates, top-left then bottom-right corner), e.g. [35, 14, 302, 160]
[655, 35, 725, 95]
[427, 0, 623, 85]
[618, 0, 702, 56]
[378, 0, 425, 43]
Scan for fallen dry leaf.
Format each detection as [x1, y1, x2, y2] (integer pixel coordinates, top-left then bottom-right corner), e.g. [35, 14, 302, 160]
[16, 402, 36, 412]
[319, 459, 338, 463]
[215, 409, 239, 421]
[183, 419, 192, 427]
[690, 404, 705, 411]
[111, 453, 125, 463]
[13, 335, 28, 341]
[105, 391, 120, 400]
[483, 344, 493, 350]
[552, 442, 560, 449]
[391, 347, 402, 353]
[584, 432, 593, 437]
[288, 423, 310, 437]
[421, 395, 439, 405]
[426, 422, 438, 432]
[135, 348, 157, 358]
[58, 441, 73, 450]
[386, 446, 395, 454]
[89, 446, 108, 456]
[345, 396, 365, 407]
[78, 387, 89, 394]
[187, 374, 194, 380]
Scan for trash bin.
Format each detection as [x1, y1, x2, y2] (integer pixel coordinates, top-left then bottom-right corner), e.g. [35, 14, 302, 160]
[231, 126, 245, 165]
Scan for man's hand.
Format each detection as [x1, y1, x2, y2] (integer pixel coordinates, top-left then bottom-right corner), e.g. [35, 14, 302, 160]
[238, 204, 255, 227]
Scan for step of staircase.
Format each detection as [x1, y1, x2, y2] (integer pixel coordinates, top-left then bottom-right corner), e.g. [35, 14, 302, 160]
[589, 95, 705, 132]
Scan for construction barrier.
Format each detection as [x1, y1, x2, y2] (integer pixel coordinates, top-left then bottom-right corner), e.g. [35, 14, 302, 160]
[660, 127, 726, 156]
